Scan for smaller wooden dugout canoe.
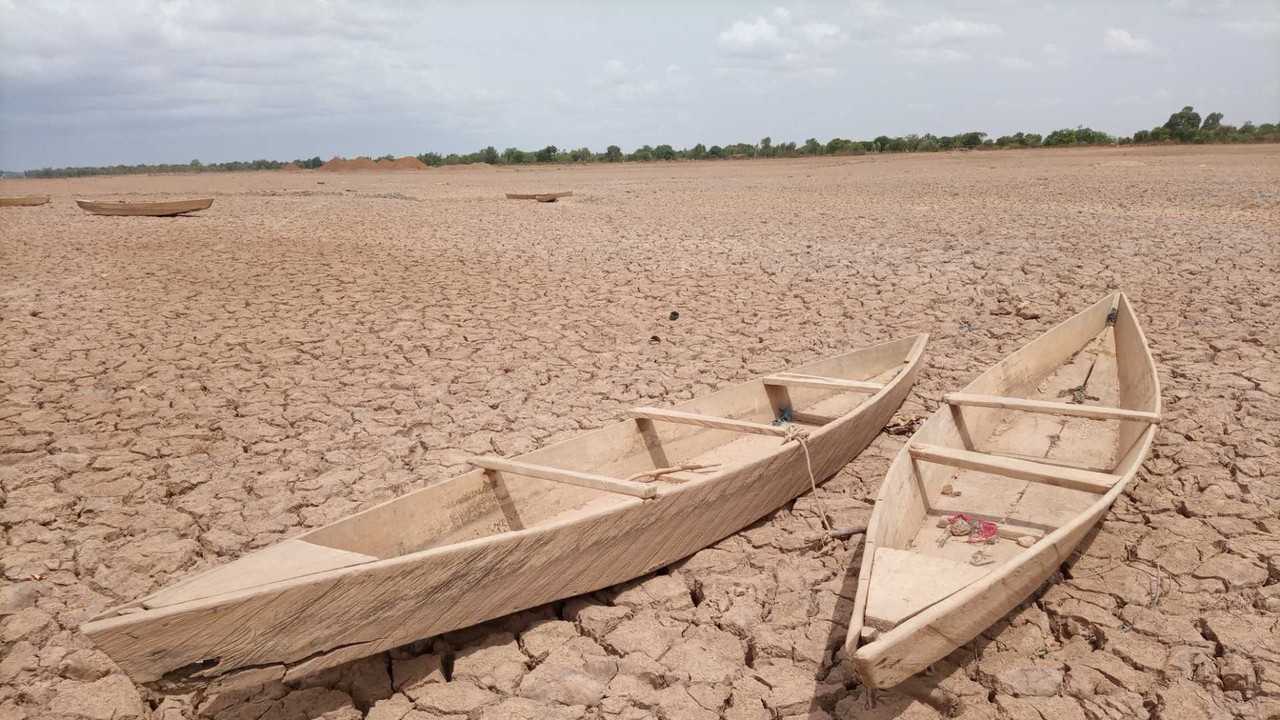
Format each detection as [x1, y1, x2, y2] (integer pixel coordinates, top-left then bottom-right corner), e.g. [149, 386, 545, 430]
[0, 194, 51, 207]
[844, 293, 1159, 689]
[505, 191, 572, 202]
[84, 334, 927, 687]
[76, 198, 213, 217]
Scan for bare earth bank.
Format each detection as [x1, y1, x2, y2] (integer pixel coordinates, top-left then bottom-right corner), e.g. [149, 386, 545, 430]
[1, 145, 1278, 719]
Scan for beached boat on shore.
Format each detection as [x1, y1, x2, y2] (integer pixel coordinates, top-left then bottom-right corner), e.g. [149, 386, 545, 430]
[76, 198, 213, 216]
[0, 194, 51, 207]
[505, 191, 572, 202]
[845, 293, 1159, 689]
[84, 334, 927, 687]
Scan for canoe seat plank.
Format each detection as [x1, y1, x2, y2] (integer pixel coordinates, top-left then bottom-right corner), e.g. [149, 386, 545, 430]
[143, 540, 377, 609]
[764, 373, 884, 393]
[910, 443, 1119, 494]
[469, 456, 657, 499]
[945, 393, 1160, 424]
[865, 548, 992, 631]
[630, 407, 789, 438]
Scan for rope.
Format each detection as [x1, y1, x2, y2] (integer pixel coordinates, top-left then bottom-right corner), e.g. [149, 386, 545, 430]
[781, 424, 832, 533]
[624, 463, 720, 483]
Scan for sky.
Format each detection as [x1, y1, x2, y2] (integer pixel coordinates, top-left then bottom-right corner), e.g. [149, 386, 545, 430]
[0, 0, 1277, 170]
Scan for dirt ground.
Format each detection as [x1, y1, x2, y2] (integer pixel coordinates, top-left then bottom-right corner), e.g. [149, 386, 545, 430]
[1, 145, 1277, 720]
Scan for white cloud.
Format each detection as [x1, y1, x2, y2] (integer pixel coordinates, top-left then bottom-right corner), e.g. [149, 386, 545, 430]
[593, 59, 689, 103]
[718, 16, 787, 56]
[996, 56, 1034, 71]
[799, 22, 848, 48]
[851, 1, 897, 20]
[1103, 28, 1157, 56]
[715, 7, 848, 78]
[1041, 43, 1068, 67]
[1222, 19, 1280, 38]
[896, 47, 971, 64]
[898, 18, 1002, 47]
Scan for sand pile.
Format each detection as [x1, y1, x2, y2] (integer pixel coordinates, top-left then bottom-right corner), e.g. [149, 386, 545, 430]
[377, 156, 428, 171]
[318, 156, 426, 172]
[318, 156, 379, 172]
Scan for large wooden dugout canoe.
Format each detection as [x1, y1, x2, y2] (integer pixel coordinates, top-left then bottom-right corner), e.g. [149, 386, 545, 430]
[76, 198, 213, 216]
[844, 293, 1159, 689]
[84, 334, 927, 687]
[0, 194, 51, 207]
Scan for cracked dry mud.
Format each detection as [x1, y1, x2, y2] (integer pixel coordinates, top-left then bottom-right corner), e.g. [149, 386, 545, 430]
[1, 145, 1278, 720]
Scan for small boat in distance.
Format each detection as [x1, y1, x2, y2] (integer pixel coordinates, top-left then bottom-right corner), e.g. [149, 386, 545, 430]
[845, 293, 1159, 689]
[0, 194, 51, 207]
[84, 335, 927, 688]
[505, 191, 573, 202]
[76, 198, 213, 217]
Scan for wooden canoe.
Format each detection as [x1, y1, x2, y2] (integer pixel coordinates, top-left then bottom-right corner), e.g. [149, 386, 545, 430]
[0, 194, 51, 207]
[844, 293, 1159, 688]
[76, 198, 213, 216]
[505, 191, 573, 202]
[83, 335, 927, 687]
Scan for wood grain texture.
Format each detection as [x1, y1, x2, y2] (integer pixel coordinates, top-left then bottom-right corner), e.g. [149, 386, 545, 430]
[83, 334, 926, 686]
[844, 294, 1159, 689]
[75, 198, 213, 216]
[468, 456, 658, 499]
[764, 374, 884, 392]
[628, 407, 791, 437]
[943, 392, 1160, 423]
[908, 443, 1119, 494]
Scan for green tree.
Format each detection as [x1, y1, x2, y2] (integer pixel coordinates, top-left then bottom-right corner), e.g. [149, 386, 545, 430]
[758, 136, 773, 157]
[535, 145, 558, 163]
[1202, 112, 1223, 131]
[707, 145, 725, 158]
[1163, 106, 1202, 142]
[802, 138, 822, 155]
[417, 152, 444, 166]
[479, 146, 500, 164]
[653, 144, 676, 160]
[630, 145, 654, 161]
[502, 147, 528, 164]
[604, 145, 623, 162]
[688, 143, 707, 159]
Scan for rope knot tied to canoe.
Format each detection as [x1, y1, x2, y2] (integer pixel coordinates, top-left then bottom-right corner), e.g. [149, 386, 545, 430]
[779, 423, 831, 533]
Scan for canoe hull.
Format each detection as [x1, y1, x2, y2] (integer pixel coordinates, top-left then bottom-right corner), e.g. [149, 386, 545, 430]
[76, 198, 213, 216]
[506, 191, 572, 201]
[845, 294, 1159, 688]
[84, 335, 926, 687]
[0, 195, 51, 207]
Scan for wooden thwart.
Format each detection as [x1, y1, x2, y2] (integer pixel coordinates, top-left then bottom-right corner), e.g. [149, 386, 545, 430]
[629, 407, 790, 437]
[945, 392, 1160, 424]
[909, 443, 1119, 494]
[469, 456, 656, 499]
[765, 373, 884, 393]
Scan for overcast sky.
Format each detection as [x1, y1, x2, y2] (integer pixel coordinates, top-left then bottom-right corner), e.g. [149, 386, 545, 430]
[1, 0, 1276, 170]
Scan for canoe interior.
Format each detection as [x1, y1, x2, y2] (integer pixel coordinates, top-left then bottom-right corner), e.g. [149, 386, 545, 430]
[134, 335, 921, 611]
[859, 294, 1157, 636]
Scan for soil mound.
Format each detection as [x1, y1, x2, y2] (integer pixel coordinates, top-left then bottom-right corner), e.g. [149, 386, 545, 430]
[378, 156, 428, 171]
[318, 156, 426, 172]
[318, 156, 379, 172]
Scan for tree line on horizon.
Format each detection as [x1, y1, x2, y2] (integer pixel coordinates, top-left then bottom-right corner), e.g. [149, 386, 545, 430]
[20, 106, 1278, 178]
